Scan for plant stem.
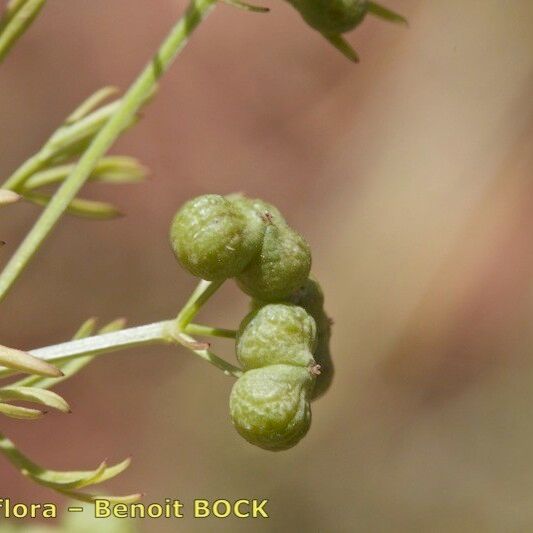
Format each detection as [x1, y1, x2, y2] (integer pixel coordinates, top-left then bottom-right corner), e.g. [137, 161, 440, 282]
[0, 0, 217, 302]
[2, 100, 122, 191]
[0, 431, 38, 472]
[0, 321, 241, 379]
[186, 323, 236, 339]
[0, 322, 172, 378]
[0, 0, 46, 64]
[174, 331, 243, 377]
[176, 279, 225, 328]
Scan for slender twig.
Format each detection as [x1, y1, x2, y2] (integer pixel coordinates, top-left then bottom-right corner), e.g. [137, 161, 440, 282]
[2, 101, 120, 191]
[0, 321, 171, 379]
[0, 0, 217, 302]
[0, 0, 46, 64]
[0, 320, 240, 379]
[176, 279, 225, 328]
[0, 431, 38, 471]
[186, 323, 237, 339]
[174, 331, 243, 377]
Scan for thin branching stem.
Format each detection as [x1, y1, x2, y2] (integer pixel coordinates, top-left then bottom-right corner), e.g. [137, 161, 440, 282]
[0, 0, 217, 302]
[0, 0, 46, 64]
[0, 321, 240, 379]
[0, 431, 38, 471]
[176, 279, 225, 328]
[186, 323, 236, 339]
[174, 331, 243, 377]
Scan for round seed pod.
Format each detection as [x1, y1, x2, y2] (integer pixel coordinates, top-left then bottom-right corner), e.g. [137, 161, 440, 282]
[228, 195, 287, 228]
[252, 278, 334, 400]
[237, 304, 317, 370]
[304, 312, 333, 400]
[230, 364, 314, 451]
[286, 0, 369, 35]
[170, 194, 264, 280]
[289, 277, 325, 317]
[289, 279, 334, 400]
[237, 223, 311, 301]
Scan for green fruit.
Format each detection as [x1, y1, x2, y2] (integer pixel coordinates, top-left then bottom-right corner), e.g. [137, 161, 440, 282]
[289, 277, 325, 316]
[170, 194, 264, 280]
[230, 364, 314, 451]
[253, 278, 334, 400]
[237, 223, 311, 301]
[287, 0, 369, 35]
[306, 312, 333, 400]
[228, 195, 287, 228]
[237, 304, 317, 370]
[289, 279, 334, 399]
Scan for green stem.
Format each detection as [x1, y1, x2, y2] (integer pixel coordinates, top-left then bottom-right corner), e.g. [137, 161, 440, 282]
[186, 323, 236, 339]
[2, 153, 44, 192]
[0, 0, 46, 64]
[174, 331, 243, 377]
[175, 279, 225, 328]
[2, 101, 122, 191]
[0, 431, 39, 472]
[0, 0, 217, 302]
[0, 321, 240, 379]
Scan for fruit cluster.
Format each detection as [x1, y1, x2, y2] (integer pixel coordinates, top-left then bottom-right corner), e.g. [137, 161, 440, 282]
[170, 194, 333, 450]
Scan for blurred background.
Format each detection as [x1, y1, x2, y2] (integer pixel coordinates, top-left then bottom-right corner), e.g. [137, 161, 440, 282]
[1, 0, 533, 531]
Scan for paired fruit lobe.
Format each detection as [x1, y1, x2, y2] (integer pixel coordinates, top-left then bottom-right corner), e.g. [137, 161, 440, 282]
[230, 365, 314, 451]
[237, 223, 312, 301]
[288, 279, 334, 399]
[169, 194, 264, 280]
[237, 304, 317, 369]
[228, 195, 287, 228]
[287, 0, 369, 35]
[252, 279, 334, 400]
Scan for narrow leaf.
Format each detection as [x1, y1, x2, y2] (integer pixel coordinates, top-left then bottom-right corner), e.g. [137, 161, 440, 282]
[0, 344, 62, 377]
[15, 356, 94, 389]
[73, 317, 98, 339]
[98, 318, 127, 334]
[24, 461, 108, 490]
[0, 189, 20, 205]
[367, 2, 408, 25]
[88, 457, 131, 485]
[0, 0, 46, 64]
[223, 0, 269, 12]
[12, 318, 96, 388]
[30, 457, 133, 490]
[323, 34, 359, 62]
[0, 386, 70, 413]
[66, 86, 120, 124]
[2, 0, 27, 26]
[88, 156, 148, 184]
[0, 430, 134, 492]
[0, 402, 45, 420]
[13, 316, 126, 389]
[24, 191, 123, 220]
[47, 100, 121, 158]
[24, 157, 147, 190]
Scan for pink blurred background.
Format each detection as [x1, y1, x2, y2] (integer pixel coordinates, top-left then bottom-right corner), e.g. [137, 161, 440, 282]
[1, 0, 533, 531]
